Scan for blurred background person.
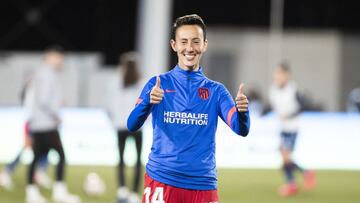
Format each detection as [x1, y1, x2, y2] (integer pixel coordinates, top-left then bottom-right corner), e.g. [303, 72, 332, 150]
[0, 74, 51, 191]
[269, 63, 316, 197]
[347, 87, 360, 112]
[24, 46, 80, 203]
[106, 52, 143, 203]
[246, 86, 265, 116]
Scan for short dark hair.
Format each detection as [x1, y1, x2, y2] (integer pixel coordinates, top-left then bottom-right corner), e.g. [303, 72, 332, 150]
[278, 61, 291, 73]
[171, 14, 207, 41]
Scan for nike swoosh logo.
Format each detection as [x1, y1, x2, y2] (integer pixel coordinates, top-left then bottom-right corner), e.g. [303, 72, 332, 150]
[165, 89, 176, 93]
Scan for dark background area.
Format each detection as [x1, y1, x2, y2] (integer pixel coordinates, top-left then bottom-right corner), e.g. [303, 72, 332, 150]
[173, 0, 360, 30]
[0, 0, 139, 64]
[0, 0, 359, 64]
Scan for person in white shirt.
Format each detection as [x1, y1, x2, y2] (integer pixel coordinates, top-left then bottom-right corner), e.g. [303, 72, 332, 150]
[25, 46, 80, 203]
[106, 52, 143, 203]
[269, 63, 316, 197]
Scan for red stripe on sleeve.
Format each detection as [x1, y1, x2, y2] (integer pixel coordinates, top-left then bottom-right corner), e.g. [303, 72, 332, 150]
[227, 107, 237, 127]
[135, 98, 143, 106]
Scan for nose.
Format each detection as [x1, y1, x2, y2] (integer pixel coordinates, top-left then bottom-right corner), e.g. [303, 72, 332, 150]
[186, 42, 194, 52]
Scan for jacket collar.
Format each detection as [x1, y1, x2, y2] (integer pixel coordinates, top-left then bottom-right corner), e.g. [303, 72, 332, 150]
[171, 65, 205, 81]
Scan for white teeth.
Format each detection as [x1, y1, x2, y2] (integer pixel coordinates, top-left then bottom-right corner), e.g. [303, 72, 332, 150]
[185, 54, 195, 60]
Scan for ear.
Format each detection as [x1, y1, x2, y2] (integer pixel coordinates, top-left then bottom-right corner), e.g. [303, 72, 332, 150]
[203, 39, 208, 52]
[170, 39, 177, 52]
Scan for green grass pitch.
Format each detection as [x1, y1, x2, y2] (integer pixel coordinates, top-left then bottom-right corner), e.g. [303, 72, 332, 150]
[1, 164, 360, 203]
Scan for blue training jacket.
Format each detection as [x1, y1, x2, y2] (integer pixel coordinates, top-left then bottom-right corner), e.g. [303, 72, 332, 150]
[127, 65, 250, 190]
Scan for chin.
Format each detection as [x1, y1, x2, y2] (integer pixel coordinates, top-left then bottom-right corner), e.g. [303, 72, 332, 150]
[184, 60, 197, 66]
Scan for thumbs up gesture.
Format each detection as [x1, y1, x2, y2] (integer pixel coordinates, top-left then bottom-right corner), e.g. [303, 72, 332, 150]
[235, 83, 249, 112]
[150, 76, 164, 104]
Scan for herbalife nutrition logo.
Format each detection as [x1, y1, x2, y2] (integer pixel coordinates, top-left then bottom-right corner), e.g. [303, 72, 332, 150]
[163, 111, 208, 126]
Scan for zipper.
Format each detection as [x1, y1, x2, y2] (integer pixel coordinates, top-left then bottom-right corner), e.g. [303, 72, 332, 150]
[187, 75, 191, 107]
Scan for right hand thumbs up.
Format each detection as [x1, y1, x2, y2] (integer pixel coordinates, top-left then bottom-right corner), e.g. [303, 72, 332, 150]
[155, 76, 161, 88]
[150, 76, 164, 104]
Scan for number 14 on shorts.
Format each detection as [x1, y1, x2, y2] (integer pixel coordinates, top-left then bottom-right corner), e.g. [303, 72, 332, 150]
[144, 187, 165, 203]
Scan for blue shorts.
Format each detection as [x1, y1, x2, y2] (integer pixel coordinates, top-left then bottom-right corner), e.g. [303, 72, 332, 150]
[280, 132, 297, 151]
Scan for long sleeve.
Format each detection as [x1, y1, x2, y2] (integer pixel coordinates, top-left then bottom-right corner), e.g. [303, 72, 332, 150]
[217, 84, 250, 136]
[127, 76, 156, 132]
[26, 66, 62, 131]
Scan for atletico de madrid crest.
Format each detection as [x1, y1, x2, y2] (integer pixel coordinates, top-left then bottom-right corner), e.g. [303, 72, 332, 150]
[198, 87, 210, 100]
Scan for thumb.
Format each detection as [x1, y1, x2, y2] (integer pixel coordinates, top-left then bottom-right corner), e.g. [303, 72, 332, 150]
[155, 76, 161, 88]
[238, 83, 245, 96]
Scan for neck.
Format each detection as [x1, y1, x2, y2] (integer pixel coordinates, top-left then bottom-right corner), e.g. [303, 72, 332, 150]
[178, 63, 200, 72]
[279, 82, 288, 89]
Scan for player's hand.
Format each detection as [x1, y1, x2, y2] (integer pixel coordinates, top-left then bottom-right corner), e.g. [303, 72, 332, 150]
[150, 76, 164, 104]
[235, 83, 249, 112]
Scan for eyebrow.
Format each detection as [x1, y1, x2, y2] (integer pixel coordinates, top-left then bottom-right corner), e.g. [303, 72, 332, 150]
[179, 37, 201, 41]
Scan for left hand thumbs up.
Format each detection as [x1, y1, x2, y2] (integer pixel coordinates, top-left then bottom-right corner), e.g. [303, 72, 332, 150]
[236, 83, 249, 112]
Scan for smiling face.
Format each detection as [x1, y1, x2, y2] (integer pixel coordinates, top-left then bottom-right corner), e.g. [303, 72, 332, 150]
[171, 25, 208, 71]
